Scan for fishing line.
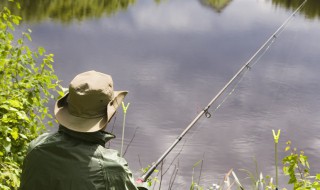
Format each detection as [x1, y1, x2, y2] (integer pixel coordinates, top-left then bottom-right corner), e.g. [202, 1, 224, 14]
[139, 0, 308, 182]
[194, 0, 307, 127]
[211, 32, 277, 115]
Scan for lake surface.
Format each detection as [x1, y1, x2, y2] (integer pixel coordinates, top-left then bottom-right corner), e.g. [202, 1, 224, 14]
[11, 0, 320, 189]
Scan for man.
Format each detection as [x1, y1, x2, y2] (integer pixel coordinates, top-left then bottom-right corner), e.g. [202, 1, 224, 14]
[19, 70, 148, 190]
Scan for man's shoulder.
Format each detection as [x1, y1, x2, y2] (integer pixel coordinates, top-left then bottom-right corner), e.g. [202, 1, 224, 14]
[97, 147, 121, 161]
[96, 147, 129, 167]
[27, 132, 59, 153]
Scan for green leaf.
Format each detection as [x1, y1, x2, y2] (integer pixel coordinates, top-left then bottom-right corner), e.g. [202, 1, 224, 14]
[316, 174, 320, 180]
[7, 32, 14, 40]
[38, 47, 46, 56]
[1, 114, 10, 123]
[285, 146, 290, 152]
[12, 17, 20, 25]
[4, 142, 11, 153]
[17, 38, 23, 45]
[16, 2, 21, 9]
[192, 159, 202, 168]
[23, 32, 32, 41]
[19, 133, 28, 139]
[10, 128, 19, 140]
[306, 161, 310, 169]
[283, 166, 289, 175]
[16, 111, 29, 121]
[0, 104, 10, 110]
[7, 21, 14, 30]
[8, 99, 22, 108]
[299, 156, 306, 166]
[288, 176, 297, 184]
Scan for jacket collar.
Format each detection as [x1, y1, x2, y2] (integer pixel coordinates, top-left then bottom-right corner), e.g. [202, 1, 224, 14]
[59, 125, 115, 146]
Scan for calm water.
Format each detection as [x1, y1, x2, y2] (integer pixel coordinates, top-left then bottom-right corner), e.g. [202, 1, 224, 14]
[11, 0, 320, 189]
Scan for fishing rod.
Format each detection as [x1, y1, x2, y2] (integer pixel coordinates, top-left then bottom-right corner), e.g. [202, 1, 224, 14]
[139, 0, 307, 182]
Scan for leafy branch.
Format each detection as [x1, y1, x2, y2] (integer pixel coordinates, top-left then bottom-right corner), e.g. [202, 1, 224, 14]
[0, 1, 63, 189]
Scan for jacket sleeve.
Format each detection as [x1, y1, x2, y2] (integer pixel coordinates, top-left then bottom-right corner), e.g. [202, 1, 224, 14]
[98, 147, 149, 190]
[135, 181, 149, 190]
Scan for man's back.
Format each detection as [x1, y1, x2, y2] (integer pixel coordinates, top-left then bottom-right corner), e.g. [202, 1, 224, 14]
[19, 126, 142, 190]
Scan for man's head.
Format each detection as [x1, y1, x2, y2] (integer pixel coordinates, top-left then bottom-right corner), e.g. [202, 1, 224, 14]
[54, 70, 127, 132]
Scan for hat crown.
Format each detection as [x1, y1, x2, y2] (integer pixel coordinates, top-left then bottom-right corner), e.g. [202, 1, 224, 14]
[67, 71, 114, 118]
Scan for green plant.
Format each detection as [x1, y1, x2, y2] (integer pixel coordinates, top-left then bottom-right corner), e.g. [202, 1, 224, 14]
[188, 133, 320, 190]
[239, 160, 278, 190]
[140, 164, 159, 187]
[272, 129, 281, 189]
[237, 132, 320, 190]
[190, 159, 204, 190]
[283, 141, 320, 190]
[0, 1, 63, 189]
[121, 101, 130, 157]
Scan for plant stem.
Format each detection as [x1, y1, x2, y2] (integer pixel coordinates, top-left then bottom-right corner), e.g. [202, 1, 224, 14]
[120, 111, 126, 156]
[272, 129, 280, 189]
[121, 102, 130, 157]
[275, 142, 278, 189]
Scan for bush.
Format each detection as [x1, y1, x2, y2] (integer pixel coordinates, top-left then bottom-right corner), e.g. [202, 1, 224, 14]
[283, 141, 320, 190]
[0, 1, 62, 189]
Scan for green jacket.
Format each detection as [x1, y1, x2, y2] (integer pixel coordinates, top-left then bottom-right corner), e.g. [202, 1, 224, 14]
[19, 126, 148, 190]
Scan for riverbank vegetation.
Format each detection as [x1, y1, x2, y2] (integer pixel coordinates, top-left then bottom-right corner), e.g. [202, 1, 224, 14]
[0, 1, 62, 189]
[140, 136, 320, 190]
[187, 139, 320, 190]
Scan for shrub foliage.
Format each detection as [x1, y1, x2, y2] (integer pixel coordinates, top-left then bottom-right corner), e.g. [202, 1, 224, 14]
[0, 1, 62, 189]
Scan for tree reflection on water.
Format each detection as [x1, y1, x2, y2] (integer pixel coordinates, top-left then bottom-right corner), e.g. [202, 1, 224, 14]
[0, 0, 318, 23]
[1, 0, 136, 23]
[271, 0, 320, 20]
[199, 0, 233, 13]
[199, 0, 319, 19]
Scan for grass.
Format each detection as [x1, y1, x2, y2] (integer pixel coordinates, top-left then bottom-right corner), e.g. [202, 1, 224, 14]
[186, 130, 320, 190]
[141, 130, 320, 190]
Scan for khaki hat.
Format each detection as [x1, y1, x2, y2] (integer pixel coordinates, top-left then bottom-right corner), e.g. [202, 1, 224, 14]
[54, 70, 128, 132]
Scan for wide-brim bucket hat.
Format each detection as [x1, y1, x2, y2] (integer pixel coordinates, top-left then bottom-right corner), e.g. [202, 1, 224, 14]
[54, 70, 128, 132]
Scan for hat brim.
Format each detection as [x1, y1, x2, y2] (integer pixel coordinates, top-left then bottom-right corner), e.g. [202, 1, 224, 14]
[54, 91, 128, 132]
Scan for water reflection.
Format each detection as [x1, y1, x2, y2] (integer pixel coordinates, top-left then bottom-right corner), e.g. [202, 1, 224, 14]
[1, 0, 319, 24]
[271, 0, 320, 20]
[1, 0, 136, 23]
[199, 0, 233, 13]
